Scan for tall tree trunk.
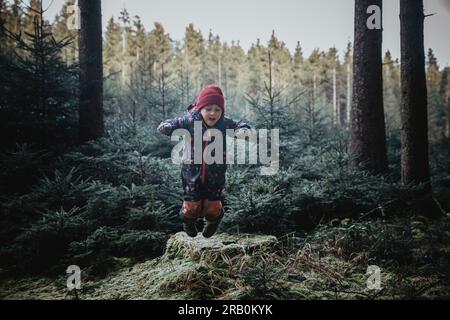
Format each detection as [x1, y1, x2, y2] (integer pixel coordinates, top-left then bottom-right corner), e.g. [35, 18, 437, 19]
[400, 0, 431, 188]
[218, 54, 222, 87]
[346, 63, 352, 125]
[340, 95, 347, 126]
[447, 103, 450, 177]
[333, 67, 338, 125]
[78, 0, 104, 143]
[447, 94, 450, 175]
[349, 0, 388, 174]
[441, 68, 450, 175]
[448, 98, 450, 175]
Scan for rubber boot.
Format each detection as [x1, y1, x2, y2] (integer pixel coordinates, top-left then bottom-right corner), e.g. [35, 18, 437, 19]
[202, 219, 220, 238]
[183, 218, 198, 237]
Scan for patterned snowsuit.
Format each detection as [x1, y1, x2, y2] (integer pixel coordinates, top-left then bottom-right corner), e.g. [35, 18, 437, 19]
[158, 107, 251, 223]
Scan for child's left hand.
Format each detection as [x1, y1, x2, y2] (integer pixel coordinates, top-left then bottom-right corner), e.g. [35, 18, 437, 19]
[235, 128, 254, 139]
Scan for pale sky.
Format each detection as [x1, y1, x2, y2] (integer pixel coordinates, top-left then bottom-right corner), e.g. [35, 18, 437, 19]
[42, 0, 450, 66]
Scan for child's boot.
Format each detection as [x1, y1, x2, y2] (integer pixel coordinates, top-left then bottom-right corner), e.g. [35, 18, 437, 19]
[180, 200, 202, 238]
[183, 218, 198, 237]
[202, 220, 221, 238]
[202, 200, 224, 238]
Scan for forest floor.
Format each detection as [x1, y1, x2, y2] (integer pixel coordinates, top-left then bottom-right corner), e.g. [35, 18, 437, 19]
[1, 214, 449, 300]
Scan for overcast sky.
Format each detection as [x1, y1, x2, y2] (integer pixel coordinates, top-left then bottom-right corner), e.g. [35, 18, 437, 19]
[42, 0, 450, 66]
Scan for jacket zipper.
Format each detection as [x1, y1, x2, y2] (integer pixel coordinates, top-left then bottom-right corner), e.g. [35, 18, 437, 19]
[201, 121, 208, 185]
[201, 140, 208, 185]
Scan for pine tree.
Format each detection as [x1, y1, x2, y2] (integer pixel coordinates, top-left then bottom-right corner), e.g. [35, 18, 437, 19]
[267, 30, 293, 92]
[294, 41, 304, 66]
[246, 49, 299, 132]
[147, 22, 175, 120]
[232, 41, 248, 107]
[184, 23, 205, 93]
[246, 39, 266, 97]
[348, 0, 388, 175]
[427, 48, 445, 142]
[52, 0, 78, 64]
[0, 0, 9, 53]
[133, 15, 146, 62]
[400, 0, 431, 188]
[383, 50, 401, 134]
[148, 22, 172, 66]
[344, 41, 353, 125]
[202, 29, 220, 85]
[440, 68, 450, 141]
[324, 47, 339, 125]
[23, 0, 42, 37]
[118, 8, 133, 88]
[299, 49, 329, 143]
[222, 40, 246, 113]
[291, 42, 305, 121]
[126, 21, 178, 123]
[0, 1, 78, 150]
[440, 67, 450, 174]
[125, 16, 149, 123]
[172, 39, 195, 107]
[9, 0, 22, 36]
[103, 16, 123, 94]
[78, 0, 104, 142]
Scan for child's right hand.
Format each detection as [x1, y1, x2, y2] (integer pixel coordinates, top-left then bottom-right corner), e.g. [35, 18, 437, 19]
[157, 122, 173, 135]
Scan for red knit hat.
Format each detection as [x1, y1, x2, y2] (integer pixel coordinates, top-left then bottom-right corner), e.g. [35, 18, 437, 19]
[190, 84, 225, 113]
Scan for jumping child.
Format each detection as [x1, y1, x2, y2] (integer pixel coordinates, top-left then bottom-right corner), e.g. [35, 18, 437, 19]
[157, 84, 251, 238]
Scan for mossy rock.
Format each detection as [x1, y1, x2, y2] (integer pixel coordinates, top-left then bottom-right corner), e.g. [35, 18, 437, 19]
[164, 232, 278, 261]
[0, 232, 279, 300]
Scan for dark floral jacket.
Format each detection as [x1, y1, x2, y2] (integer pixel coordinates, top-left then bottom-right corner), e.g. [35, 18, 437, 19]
[158, 107, 251, 201]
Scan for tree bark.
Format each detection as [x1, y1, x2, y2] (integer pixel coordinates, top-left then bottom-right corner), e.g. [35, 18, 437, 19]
[349, 0, 388, 174]
[346, 63, 351, 125]
[441, 68, 450, 175]
[333, 67, 338, 125]
[400, 0, 431, 188]
[78, 0, 104, 143]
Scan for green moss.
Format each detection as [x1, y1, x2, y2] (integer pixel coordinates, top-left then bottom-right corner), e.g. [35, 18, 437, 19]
[2, 217, 449, 300]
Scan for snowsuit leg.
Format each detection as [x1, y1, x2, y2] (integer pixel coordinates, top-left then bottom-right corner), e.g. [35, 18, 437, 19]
[181, 200, 203, 220]
[202, 199, 224, 222]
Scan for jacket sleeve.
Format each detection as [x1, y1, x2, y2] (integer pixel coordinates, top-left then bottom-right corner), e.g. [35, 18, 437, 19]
[225, 117, 253, 138]
[227, 117, 252, 131]
[157, 113, 191, 136]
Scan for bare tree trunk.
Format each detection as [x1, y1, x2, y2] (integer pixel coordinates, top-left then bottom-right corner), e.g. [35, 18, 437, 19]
[266, 51, 275, 130]
[340, 95, 347, 126]
[333, 67, 338, 125]
[441, 68, 450, 175]
[400, 0, 431, 189]
[447, 97, 450, 175]
[218, 54, 222, 87]
[78, 0, 104, 142]
[346, 63, 352, 125]
[161, 63, 167, 119]
[348, 0, 388, 174]
[310, 73, 317, 134]
[448, 100, 450, 175]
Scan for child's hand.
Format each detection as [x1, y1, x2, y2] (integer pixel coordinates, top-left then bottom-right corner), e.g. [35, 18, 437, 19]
[157, 122, 173, 135]
[235, 128, 254, 139]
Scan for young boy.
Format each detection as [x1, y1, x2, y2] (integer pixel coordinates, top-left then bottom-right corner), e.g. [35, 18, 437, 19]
[157, 84, 251, 238]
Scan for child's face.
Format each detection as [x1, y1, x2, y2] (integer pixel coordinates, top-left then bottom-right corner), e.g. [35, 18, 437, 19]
[201, 104, 223, 127]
